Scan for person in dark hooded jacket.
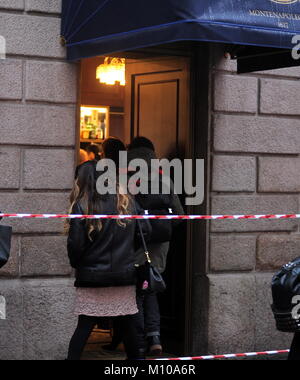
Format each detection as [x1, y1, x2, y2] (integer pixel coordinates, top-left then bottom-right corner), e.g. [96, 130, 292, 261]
[127, 137, 184, 356]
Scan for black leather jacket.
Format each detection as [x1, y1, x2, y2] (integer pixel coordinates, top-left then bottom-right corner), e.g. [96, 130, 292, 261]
[67, 197, 151, 288]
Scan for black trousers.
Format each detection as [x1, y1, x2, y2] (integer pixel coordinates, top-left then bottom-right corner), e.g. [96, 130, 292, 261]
[137, 290, 161, 338]
[288, 333, 300, 361]
[110, 290, 161, 349]
[67, 314, 143, 360]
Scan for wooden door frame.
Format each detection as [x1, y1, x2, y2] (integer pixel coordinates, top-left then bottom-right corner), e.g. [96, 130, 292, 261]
[75, 61, 83, 166]
[184, 44, 210, 355]
[124, 44, 210, 355]
[76, 43, 210, 356]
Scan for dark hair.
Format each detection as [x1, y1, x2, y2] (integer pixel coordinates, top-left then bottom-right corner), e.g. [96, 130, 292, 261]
[128, 137, 155, 152]
[86, 144, 102, 161]
[102, 137, 126, 167]
[74, 160, 97, 190]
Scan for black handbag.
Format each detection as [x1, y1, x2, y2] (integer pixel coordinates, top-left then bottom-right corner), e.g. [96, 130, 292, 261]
[271, 257, 300, 333]
[0, 215, 12, 269]
[135, 218, 166, 294]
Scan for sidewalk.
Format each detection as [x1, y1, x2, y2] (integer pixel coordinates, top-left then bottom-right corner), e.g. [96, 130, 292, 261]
[81, 330, 288, 361]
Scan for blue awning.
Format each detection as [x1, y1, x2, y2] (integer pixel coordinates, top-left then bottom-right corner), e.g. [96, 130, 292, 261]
[61, 0, 300, 61]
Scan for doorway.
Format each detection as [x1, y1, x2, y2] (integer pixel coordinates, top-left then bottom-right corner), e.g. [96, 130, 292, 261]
[78, 53, 194, 356]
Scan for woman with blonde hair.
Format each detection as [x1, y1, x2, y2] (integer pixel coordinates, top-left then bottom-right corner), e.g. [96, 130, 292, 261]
[66, 157, 150, 360]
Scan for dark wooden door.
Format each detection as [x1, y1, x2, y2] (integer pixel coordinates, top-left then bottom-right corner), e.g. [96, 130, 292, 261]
[125, 57, 190, 354]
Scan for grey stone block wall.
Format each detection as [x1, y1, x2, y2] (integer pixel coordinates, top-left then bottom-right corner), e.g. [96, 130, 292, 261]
[0, 104, 76, 146]
[25, 61, 77, 103]
[25, 0, 62, 14]
[0, 0, 24, 10]
[0, 279, 76, 360]
[260, 78, 300, 115]
[0, 3, 77, 360]
[259, 157, 300, 192]
[214, 114, 300, 154]
[0, 60, 23, 100]
[198, 44, 300, 356]
[0, 3, 299, 360]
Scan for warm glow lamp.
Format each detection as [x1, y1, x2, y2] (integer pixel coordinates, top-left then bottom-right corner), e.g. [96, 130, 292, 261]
[96, 57, 126, 86]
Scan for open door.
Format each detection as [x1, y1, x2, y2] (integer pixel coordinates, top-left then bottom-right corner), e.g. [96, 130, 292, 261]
[125, 56, 191, 354]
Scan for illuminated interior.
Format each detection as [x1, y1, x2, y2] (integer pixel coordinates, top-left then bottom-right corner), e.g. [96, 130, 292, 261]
[79, 56, 126, 157]
[96, 57, 126, 86]
[80, 106, 110, 142]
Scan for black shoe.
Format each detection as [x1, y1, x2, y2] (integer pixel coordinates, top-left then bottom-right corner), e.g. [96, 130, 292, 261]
[147, 336, 163, 356]
[126, 348, 146, 360]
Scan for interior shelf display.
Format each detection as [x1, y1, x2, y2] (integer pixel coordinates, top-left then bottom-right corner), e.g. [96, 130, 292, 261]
[80, 106, 110, 142]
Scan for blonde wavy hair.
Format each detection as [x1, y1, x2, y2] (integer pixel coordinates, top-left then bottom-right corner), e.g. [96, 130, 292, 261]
[65, 161, 132, 240]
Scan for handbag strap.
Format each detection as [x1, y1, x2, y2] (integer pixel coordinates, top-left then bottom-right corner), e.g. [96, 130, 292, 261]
[134, 203, 152, 264]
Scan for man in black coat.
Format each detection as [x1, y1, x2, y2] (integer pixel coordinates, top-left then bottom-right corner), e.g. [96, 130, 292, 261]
[128, 137, 184, 356]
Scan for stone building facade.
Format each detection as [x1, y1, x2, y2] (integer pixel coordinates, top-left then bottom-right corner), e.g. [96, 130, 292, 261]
[200, 49, 300, 355]
[0, 1, 299, 359]
[0, 1, 77, 360]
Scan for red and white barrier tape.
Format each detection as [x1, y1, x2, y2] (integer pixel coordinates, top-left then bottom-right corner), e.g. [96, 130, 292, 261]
[0, 213, 300, 220]
[0, 211, 292, 361]
[153, 349, 290, 360]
